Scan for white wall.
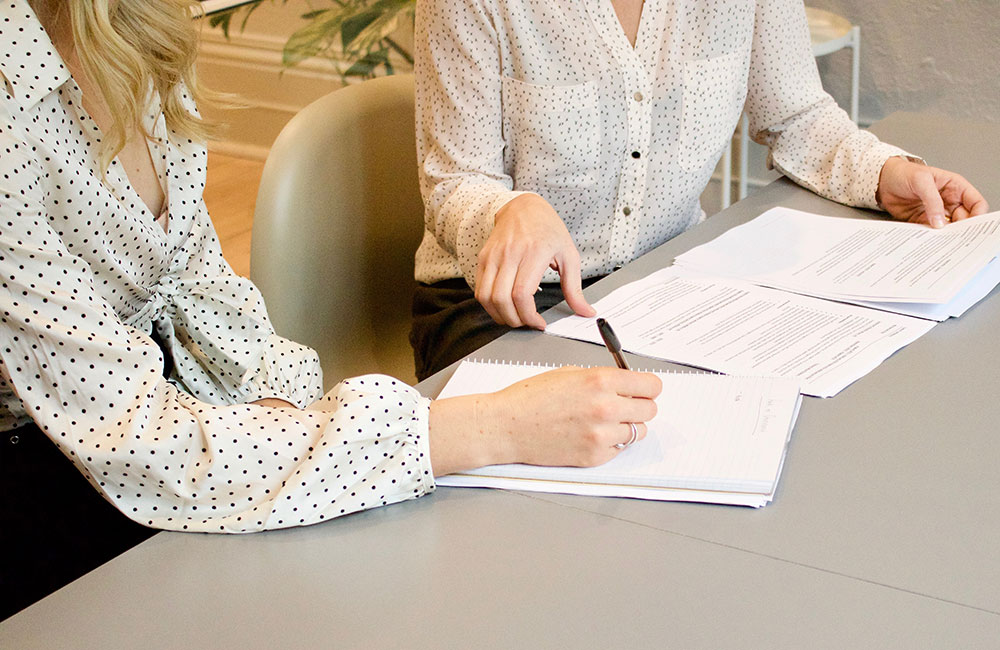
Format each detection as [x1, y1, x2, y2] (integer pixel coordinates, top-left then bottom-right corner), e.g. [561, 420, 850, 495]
[808, 0, 999, 125]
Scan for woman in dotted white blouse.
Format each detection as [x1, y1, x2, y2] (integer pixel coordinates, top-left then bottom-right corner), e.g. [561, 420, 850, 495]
[410, 0, 989, 379]
[0, 0, 662, 618]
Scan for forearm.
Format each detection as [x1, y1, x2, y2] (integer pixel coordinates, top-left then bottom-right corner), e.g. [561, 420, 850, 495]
[759, 98, 914, 209]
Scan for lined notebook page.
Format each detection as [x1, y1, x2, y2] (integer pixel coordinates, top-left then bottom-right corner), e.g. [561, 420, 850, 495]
[436, 360, 801, 496]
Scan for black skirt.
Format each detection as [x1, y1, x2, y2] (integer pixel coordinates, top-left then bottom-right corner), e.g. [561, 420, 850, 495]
[409, 276, 601, 381]
[0, 422, 158, 620]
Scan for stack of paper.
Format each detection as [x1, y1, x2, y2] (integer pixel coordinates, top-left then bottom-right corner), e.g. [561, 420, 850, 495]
[545, 267, 934, 397]
[436, 360, 802, 507]
[546, 208, 1000, 396]
[673, 207, 1000, 321]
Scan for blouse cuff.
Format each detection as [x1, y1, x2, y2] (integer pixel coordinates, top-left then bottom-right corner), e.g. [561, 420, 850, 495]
[236, 334, 324, 408]
[311, 375, 437, 503]
[411, 395, 436, 490]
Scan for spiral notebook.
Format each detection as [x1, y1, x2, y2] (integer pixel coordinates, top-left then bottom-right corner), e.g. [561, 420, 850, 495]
[435, 360, 803, 507]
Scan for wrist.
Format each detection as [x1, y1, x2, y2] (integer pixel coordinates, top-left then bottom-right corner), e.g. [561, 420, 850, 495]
[428, 394, 514, 476]
[876, 156, 907, 209]
[473, 392, 518, 465]
[493, 192, 544, 225]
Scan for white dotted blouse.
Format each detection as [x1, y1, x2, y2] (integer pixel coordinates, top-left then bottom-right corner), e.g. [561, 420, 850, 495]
[414, 0, 913, 287]
[0, 0, 434, 533]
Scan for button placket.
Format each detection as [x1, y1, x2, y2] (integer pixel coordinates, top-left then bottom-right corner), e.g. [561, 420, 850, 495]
[610, 68, 652, 267]
[582, 0, 662, 270]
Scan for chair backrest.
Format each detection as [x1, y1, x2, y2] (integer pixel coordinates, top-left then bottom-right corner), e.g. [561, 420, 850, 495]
[250, 74, 424, 389]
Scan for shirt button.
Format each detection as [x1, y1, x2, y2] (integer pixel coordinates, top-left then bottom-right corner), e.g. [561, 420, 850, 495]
[623, 206, 632, 216]
[633, 92, 644, 102]
[631, 151, 641, 159]
[9, 434, 19, 445]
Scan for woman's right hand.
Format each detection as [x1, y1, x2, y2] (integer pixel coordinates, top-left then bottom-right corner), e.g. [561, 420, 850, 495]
[428, 366, 662, 476]
[475, 194, 596, 329]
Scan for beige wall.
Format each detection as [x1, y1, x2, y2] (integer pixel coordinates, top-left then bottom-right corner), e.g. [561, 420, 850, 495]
[198, 1, 350, 159]
[197, 0, 416, 159]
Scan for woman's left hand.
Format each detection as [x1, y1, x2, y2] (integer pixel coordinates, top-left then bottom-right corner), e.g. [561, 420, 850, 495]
[877, 157, 990, 228]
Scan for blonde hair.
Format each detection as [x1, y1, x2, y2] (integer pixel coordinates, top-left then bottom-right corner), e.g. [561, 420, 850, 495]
[64, 0, 216, 171]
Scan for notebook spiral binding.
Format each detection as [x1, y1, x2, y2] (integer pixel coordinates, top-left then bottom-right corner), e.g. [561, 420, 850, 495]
[466, 357, 711, 375]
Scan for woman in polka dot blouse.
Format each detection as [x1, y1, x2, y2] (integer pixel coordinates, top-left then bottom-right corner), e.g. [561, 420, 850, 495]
[410, 0, 989, 379]
[0, 0, 662, 618]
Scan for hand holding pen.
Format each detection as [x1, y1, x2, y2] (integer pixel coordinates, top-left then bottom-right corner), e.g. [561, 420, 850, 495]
[596, 318, 649, 450]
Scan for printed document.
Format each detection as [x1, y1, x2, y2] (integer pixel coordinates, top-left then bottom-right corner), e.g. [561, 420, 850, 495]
[545, 267, 935, 397]
[673, 207, 1000, 305]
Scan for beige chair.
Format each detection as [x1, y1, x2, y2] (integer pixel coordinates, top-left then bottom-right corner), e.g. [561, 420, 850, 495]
[250, 74, 424, 389]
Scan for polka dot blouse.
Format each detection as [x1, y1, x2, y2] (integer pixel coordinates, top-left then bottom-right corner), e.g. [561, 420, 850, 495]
[0, 0, 434, 533]
[414, 0, 913, 287]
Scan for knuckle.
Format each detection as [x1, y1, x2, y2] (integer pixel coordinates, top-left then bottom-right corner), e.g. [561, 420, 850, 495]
[512, 283, 534, 302]
[589, 400, 615, 422]
[578, 435, 605, 465]
[585, 368, 613, 392]
[581, 428, 602, 447]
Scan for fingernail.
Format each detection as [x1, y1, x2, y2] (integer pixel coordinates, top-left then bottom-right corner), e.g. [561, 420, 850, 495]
[932, 215, 946, 228]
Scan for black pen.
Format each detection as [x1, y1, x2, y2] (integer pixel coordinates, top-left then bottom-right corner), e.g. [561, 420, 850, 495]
[596, 318, 630, 370]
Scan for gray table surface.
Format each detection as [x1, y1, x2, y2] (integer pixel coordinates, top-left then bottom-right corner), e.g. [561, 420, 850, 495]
[3, 113, 998, 648]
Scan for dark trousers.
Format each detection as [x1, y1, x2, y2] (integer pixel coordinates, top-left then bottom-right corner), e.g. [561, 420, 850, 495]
[410, 277, 600, 381]
[0, 422, 157, 620]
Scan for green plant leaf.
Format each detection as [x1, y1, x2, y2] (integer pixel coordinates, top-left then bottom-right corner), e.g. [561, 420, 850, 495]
[346, 12, 401, 56]
[206, 0, 273, 38]
[343, 49, 390, 78]
[340, 9, 380, 51]
[207, 7, 242, 38]
[282, 9, 346, 66]
[272, 0, 416, 72]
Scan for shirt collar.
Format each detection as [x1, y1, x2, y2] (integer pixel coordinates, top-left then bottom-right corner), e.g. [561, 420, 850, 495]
[0, 0, 72, 109]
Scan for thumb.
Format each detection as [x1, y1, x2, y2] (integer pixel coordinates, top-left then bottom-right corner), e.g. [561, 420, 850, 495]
[912, 170, 948, 228]
[555, 249, 595, 317]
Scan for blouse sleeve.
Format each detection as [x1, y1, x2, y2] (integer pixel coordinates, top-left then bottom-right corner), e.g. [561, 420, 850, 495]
[415, 0, 531, 287]
[745, 0, 916, 210]
[0, 143, 436, 533]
